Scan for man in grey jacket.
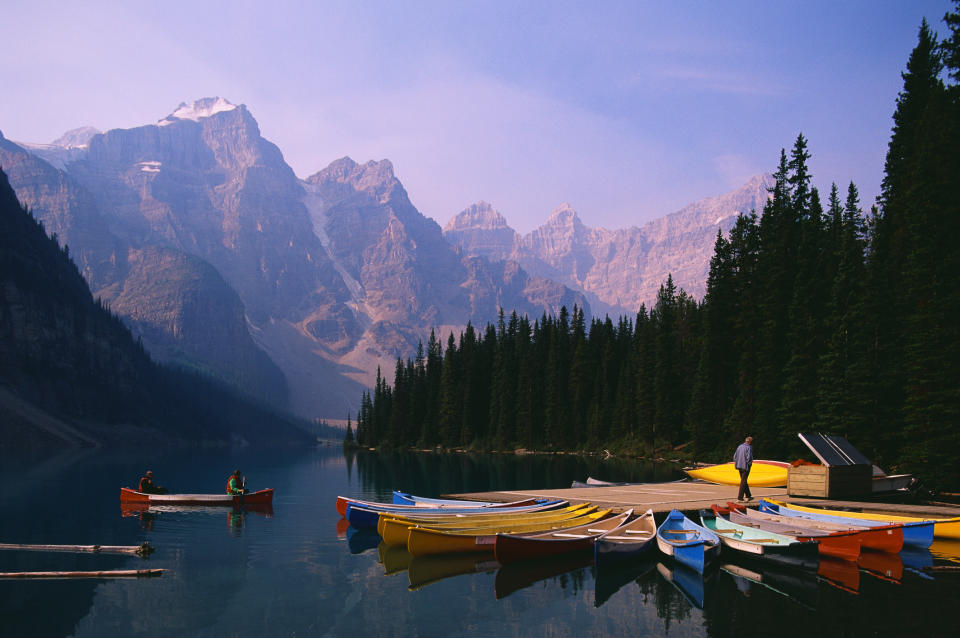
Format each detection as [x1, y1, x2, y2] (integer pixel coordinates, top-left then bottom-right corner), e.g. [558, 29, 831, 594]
[734, 436, 754, 501]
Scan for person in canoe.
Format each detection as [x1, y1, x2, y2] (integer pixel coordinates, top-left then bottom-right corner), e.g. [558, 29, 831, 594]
[138, 470, 168, 494]
[734, 436, 753, 502]
[227, 470, 248, 495]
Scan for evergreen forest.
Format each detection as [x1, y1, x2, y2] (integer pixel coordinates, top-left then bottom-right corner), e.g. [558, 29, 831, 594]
[351, 11, 960, 489]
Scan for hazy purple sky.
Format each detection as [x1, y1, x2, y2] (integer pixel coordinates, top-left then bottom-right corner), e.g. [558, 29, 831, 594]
[2, 1, 954, 233]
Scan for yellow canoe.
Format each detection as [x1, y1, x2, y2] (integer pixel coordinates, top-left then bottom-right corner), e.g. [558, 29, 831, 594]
[381, 504, 596, 547]
[377, 502, 585, 536]
[407, 509, 613, 556]
[765, 498, 960, 540]
[685, 461, 789, 487]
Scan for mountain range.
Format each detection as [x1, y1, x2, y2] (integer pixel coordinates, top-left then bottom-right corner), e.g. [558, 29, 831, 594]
[1, 97, 772, 419]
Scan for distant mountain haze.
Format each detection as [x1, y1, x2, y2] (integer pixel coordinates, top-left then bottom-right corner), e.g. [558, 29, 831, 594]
[444, 175, 774, 317]
[5, 97, 772, 419]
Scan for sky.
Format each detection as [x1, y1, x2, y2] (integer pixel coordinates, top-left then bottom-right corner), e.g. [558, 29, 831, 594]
[2, 1, 954, 234]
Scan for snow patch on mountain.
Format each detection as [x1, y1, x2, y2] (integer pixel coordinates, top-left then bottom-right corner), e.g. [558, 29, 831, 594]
[301, 182, 368, 321]
[158, 97, 237, 126]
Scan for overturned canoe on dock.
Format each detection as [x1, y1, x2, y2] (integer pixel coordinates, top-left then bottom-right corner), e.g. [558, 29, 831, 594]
[120, 487, 273, 506]
[684, 460, 789, 487]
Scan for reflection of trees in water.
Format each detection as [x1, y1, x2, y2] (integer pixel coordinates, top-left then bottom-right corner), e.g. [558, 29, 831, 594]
[344, 448, 683, 497]
[637, 573, 693, 633]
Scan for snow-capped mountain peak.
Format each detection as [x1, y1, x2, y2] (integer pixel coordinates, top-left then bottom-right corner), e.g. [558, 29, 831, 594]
[158, 97, 237, 126]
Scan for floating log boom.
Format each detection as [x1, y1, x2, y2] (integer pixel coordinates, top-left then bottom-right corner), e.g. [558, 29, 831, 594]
[0, 542, 154, 557]
[0, 569, 165, 579]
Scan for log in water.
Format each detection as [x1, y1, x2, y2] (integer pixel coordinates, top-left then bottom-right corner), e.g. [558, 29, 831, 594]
[0, 569, 165, 579]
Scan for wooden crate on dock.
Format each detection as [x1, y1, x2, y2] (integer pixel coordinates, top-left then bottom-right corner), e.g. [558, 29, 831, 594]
[787, 464, 872, 498]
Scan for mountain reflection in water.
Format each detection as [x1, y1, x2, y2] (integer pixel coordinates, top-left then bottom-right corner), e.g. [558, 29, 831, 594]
[1, 447, 959, 638]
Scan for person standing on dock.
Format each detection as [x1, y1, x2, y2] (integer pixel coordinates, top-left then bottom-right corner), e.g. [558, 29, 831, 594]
[734, 436, 753, 502]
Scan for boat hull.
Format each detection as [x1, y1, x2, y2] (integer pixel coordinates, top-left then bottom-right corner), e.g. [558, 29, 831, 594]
[594, 510, 657, 566]
[119, 487, 273, 506]
[656, 509, 721, 573]
[493, 511, 631, 564]
[766, 500, 934, 548]
[702, 509, 819, 569]
[407, 510, 611, 556]
[380, 505, 594, 547]
[684, 461, 788, 487]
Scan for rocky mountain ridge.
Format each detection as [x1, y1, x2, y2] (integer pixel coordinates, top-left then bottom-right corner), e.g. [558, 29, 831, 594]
[444, 174, 775, 316]
[6, 98, 586, 418]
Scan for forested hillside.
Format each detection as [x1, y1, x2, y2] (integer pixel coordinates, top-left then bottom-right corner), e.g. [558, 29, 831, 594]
[0, 168, 314, 448]
[353, 12, 960, 489]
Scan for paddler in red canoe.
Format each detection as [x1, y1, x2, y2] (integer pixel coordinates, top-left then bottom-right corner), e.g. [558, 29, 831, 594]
[226, 469, 249, 495]
[138, 470, 168, 494]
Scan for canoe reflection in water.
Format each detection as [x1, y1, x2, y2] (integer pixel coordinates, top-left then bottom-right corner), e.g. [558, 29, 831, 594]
[408, 552, 499, 591]
[494, 552, 593, 599]
[346, 527, 381, 555]
[656, 561, 715, 609]
[121, 501, 273, 535]
[720, 560, 818, 610]
[592, 556, 657, 607]
[378, 542, 412, 576]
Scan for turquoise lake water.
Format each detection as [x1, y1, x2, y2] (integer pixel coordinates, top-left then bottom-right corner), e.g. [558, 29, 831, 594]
[1, 446, 957, 637]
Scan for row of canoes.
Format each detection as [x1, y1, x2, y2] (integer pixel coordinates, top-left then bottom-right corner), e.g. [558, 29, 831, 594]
[338, 492, 658, 565]
[337, 491, 959, 576]
[656, 498, 943, 573]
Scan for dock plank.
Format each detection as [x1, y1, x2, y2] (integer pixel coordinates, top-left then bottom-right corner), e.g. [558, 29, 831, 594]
[446, 483, 960, 517]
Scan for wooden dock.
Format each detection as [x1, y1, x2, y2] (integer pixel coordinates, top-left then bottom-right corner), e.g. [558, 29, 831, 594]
[449, 483, 960, 518]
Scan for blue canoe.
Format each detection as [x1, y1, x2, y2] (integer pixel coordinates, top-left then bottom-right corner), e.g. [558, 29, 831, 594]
[656, 509, 721, 573]
[760, 500, 934, 549]
[345, 498, 564, 529]
[392, 491, 502, 506]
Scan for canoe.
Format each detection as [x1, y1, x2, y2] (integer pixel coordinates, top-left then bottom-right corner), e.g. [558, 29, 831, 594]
[656, 509, 721, 573]
[335, 494, 546, 517]
[657, 561, 710, 609]
[764, 499, 935, 548]
[344, 498, 558, 529]
[757, 500, 903, 552]
[718, 504, 860, 561]
[392, 491, 501, 507]
[376, 501, 572, 536]
[684, 460, 789, 487]
[766, 497, 956, 541]
[407, 509, 613, 556]
[594, 509, 657, 565]
[493, 510, 632, 564]
[119, 487, 273, 506]
[379, 504, 595, 547]
[700, 509, 819, 568]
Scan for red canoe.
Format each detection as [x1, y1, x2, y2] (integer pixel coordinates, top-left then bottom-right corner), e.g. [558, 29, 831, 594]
[120, 487, 274, 506]
[493, 510, 632, 564]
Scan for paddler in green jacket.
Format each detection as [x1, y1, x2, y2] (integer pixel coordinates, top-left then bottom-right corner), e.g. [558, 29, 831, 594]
[226, 470, 248, 495]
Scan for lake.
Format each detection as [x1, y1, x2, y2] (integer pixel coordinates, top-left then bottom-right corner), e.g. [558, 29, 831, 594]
[1, 446, 958, 638]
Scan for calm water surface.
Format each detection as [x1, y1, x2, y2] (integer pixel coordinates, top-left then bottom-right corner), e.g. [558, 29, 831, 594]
[1, 446, 958, 638]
